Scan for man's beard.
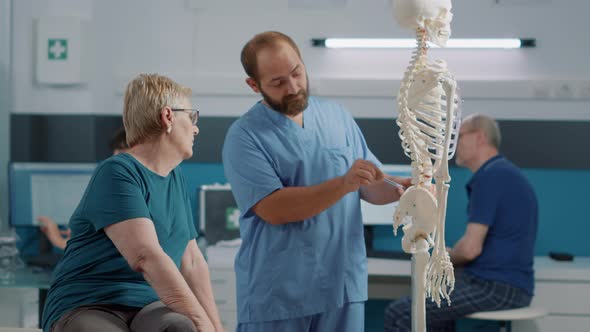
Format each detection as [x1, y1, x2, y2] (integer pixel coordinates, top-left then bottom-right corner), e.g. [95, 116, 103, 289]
[260, 80, 310, 117]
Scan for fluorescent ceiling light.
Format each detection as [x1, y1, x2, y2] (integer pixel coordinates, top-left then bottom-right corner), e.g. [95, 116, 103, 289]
[312, 38, 536, 49]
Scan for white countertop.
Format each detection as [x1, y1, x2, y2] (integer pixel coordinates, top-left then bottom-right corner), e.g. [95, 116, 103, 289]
[367, 256, 590, 282]
[207, 244, 590, 283]
[533, 256, 590, 282]
[367, 257, 412, 277]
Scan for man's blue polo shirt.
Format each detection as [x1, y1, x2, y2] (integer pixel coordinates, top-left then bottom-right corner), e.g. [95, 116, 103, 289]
[464, 154, 538, 295]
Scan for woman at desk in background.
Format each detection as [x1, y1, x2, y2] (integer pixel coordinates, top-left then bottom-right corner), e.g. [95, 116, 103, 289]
[37, 127, 130, 250]
[42, 73, 224, 332]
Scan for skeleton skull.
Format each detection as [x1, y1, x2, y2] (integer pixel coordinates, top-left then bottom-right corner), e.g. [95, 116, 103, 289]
[392, 0, 453, 47]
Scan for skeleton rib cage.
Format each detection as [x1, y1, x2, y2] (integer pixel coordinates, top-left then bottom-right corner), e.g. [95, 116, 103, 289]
[397, 43, 462, 170]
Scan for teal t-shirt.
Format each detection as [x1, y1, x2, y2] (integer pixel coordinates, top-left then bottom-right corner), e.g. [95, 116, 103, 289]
[41, 153, 197, 331]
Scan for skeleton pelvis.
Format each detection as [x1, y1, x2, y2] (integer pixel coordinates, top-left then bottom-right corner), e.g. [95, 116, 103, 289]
[393, 185, 438, 235]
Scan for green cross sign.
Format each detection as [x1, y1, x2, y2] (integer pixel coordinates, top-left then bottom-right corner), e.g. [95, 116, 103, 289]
[48, 39, 68, 60]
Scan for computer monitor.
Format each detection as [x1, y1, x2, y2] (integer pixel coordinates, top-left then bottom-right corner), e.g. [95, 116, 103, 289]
[361, 164, 412, 225]
[9, 162, 96, 227]
[199, 183, 241, 246]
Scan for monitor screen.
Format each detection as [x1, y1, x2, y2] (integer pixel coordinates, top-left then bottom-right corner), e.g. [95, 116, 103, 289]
[9, 162, 96, 227]
[199, 183, 241, 246]
[361, 164, 412, 225]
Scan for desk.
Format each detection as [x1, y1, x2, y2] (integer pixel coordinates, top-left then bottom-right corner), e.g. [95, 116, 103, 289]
[207, 246, 238, 331]
[367, 256, 590, 332]
[0, 267, 53, 288]
[0, 267, 52, 328]
[207, 246, 590, 331]
[527, 257, 590, 331]
[368, 257, 411, 277]
[367, 258, 411, 300]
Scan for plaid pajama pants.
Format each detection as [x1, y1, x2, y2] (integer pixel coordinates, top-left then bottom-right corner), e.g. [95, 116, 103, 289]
[383, 271, 532, 332]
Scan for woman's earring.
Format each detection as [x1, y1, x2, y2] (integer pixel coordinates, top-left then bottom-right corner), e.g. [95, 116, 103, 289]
[167, 126, 172, 134]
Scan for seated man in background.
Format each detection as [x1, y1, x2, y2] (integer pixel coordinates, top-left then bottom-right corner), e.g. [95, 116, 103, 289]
[384, 113, 539, 331]
[38, 127, 130, 250]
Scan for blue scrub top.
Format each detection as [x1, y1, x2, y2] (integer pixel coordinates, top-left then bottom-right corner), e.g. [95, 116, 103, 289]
[464, 154, 538, 295]
[222, 96, 381, 323]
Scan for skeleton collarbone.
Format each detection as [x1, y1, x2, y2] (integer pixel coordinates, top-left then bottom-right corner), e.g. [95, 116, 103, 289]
[407, 59, 454, 108]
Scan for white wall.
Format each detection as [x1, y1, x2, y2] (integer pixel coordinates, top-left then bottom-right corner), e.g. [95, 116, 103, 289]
[9, 0, 590, 120]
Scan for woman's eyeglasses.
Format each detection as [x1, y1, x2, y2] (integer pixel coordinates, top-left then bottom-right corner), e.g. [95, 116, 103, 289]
[171, 108, 199, 125]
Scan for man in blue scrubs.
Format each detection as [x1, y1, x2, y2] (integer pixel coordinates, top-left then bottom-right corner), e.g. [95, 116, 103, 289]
[222, 31, 410, 331]
[384, 114, 539, 331]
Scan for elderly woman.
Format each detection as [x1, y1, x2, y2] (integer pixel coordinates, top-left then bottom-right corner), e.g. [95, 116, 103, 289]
[42, 74, 222, 332]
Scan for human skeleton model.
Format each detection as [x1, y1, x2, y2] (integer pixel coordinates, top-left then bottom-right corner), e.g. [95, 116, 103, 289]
[391, 0, 461, 331]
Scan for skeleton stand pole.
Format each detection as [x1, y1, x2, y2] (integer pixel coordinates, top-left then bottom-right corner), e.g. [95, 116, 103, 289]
[412, 239, 430, 332]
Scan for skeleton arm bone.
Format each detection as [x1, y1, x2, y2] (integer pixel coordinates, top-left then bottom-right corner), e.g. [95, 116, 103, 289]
[425, 74, 458, 307]
[433, 75, 457, 183]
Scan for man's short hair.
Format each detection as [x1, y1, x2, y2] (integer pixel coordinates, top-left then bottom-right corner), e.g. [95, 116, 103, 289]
[465, 113, 502, 149]
[123, 73, 191, 146]
[241, 31, 302, 81]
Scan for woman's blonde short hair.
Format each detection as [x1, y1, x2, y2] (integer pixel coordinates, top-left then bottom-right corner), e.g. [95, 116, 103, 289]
[123, 73, 192, 146]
